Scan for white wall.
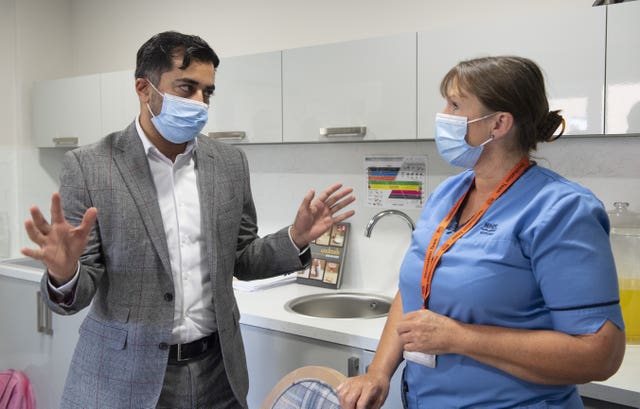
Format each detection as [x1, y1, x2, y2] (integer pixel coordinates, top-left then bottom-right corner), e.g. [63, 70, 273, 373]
[8, 0, 73, 257]
[0, 0, 18, 257]
[6, 1, 640, 292]
[65, 0, 506, 75]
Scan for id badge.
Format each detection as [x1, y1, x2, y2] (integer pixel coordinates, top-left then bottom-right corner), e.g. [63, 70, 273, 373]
[403, 351, 436, 368]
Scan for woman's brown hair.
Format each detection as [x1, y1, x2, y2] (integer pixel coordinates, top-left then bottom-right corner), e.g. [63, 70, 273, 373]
[440, 56, 565, 154]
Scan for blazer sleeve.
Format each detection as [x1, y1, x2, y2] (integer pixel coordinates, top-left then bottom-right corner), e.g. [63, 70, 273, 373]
[41, 149, 105, 315]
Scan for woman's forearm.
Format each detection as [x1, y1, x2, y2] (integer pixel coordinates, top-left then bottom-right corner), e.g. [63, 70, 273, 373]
[452, 319, 625, 385]
[367, 291, 406, 380]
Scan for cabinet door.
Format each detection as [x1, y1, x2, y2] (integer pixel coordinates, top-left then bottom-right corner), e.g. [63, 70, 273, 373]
[0, 275, 86, 409]
[100, 70, 139, 135]
[0, 277, 51, 405]
[32, 74, 102, 147]
[283, 33, 417, 142]
[418, 0, 605, 139]
[605, 1, 640, 135]
[241, 324, 371, 408]
[204, 51, 282, 144]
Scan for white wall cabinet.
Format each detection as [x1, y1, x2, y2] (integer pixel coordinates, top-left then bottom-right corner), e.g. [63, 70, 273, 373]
[32, 74, 102, 148]
[32, 3, 634, 148]
[100, 70, 138, 135]
[605, 0, 640, 135]
[0, 275, 86, 409]
[417, 0, 606, 140]
[241, 323, 403, 409]
[204, 51, 282, 144]
[282, 33, 417, 142]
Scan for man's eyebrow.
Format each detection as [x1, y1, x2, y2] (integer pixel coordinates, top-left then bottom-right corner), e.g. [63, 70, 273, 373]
[175, 77, 215, 91]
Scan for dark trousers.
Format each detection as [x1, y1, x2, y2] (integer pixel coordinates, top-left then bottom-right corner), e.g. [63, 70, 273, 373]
[157, 337, 242, 409]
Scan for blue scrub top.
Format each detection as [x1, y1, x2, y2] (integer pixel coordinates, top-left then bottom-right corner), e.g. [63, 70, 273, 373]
[398, 164, 624, 409]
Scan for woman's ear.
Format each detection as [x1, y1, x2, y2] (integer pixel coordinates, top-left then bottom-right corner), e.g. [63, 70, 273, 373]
[490, 112, 515, 140]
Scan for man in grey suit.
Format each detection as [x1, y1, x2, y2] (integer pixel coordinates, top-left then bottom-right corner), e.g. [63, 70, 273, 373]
[22, 31, 355, 409]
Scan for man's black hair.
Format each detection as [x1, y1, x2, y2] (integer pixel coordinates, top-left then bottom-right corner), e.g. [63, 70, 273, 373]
[135, 31, 219, 84]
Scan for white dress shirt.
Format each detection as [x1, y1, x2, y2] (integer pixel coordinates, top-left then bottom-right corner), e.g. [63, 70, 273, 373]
[134, 117, 215, 344]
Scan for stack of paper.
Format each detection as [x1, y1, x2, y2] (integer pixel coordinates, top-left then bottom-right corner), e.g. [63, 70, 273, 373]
[232, 274, 296, 292]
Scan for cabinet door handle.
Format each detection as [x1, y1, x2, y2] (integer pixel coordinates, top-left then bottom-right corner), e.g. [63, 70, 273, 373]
[207, 131, 246, 140]
[36, 291, 54, 336]
[347, 356, 360, 377]
[320, 126, 367, 138]
[52, 137, 79, 147]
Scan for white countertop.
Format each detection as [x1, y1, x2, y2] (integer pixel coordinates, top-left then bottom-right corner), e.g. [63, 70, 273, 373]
[1, 259, 638, 405]
[0, 257, 44, 283]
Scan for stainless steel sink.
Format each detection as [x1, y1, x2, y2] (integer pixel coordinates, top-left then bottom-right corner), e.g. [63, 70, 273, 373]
[285, 292, 393, 319]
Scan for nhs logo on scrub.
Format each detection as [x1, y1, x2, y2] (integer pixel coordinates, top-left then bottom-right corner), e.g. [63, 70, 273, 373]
[480, 222, 498, 235]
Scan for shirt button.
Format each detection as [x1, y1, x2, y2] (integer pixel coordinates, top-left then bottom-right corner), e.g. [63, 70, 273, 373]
[159, 342, 169, 350]
[164, 293, 173, 302]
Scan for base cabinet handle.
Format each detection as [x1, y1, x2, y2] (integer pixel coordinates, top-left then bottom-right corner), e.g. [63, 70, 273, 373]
[347, 356, 360, 377]
[36, 291, 53, 336]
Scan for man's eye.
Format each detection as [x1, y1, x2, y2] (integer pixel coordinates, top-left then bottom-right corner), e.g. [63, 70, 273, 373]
[179, 85, 193, 93]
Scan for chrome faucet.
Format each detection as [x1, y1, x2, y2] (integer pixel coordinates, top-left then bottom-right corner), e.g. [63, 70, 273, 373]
[364, 209, 415, 237]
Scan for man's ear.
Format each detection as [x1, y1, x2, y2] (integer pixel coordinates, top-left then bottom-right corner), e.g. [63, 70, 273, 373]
[490, 112, 515, 140]
[135, 78, 151, 104]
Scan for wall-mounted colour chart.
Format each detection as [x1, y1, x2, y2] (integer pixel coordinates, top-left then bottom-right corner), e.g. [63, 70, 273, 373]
[365, 155, 427, 209]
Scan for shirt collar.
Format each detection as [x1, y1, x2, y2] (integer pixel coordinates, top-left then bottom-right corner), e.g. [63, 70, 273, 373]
[134, 115, 197, 159]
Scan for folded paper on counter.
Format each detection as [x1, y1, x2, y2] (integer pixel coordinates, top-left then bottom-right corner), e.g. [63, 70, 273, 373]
[232, 274, 296, 292]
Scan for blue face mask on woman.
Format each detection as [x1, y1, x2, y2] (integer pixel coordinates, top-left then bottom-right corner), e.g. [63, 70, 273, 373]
[147, 80, 209, 144]
[434, 112, 497, 168]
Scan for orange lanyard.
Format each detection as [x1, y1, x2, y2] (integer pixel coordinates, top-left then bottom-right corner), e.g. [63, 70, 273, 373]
[420, 157, 531, 308]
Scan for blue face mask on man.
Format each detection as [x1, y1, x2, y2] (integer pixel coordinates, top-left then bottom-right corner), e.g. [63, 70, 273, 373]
[434, 112, 497, 168]
[146, 80, 209, 144]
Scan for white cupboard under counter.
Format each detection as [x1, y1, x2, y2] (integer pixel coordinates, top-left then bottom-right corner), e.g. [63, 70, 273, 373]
[0, 258, 88, 409]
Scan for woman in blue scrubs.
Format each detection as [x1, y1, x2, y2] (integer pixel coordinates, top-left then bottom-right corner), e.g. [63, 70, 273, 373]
[338, 56, 626, 409]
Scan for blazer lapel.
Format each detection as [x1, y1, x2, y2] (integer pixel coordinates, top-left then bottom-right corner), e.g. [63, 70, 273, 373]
[194, 142, 218, 292]
[112, 123, 172, 276]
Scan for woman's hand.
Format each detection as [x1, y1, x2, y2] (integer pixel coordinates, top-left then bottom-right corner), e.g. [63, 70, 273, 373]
[397, 309, 463, 355]
[337, 371, 390, 409]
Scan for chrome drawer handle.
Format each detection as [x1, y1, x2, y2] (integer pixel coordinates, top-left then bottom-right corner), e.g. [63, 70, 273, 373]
[207, 131, 246, 140]
[52, 137, 79, 147]
[319, 126, 366, 137]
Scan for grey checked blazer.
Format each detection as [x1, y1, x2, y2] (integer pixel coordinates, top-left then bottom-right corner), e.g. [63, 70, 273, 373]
[40, 122, 307, 409]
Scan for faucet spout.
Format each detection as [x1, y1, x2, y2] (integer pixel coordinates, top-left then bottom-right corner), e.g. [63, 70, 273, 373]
[364, 209, 415, 237]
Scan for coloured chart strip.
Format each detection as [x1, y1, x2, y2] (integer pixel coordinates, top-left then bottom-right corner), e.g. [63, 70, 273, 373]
[365, 156, 426, 209]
